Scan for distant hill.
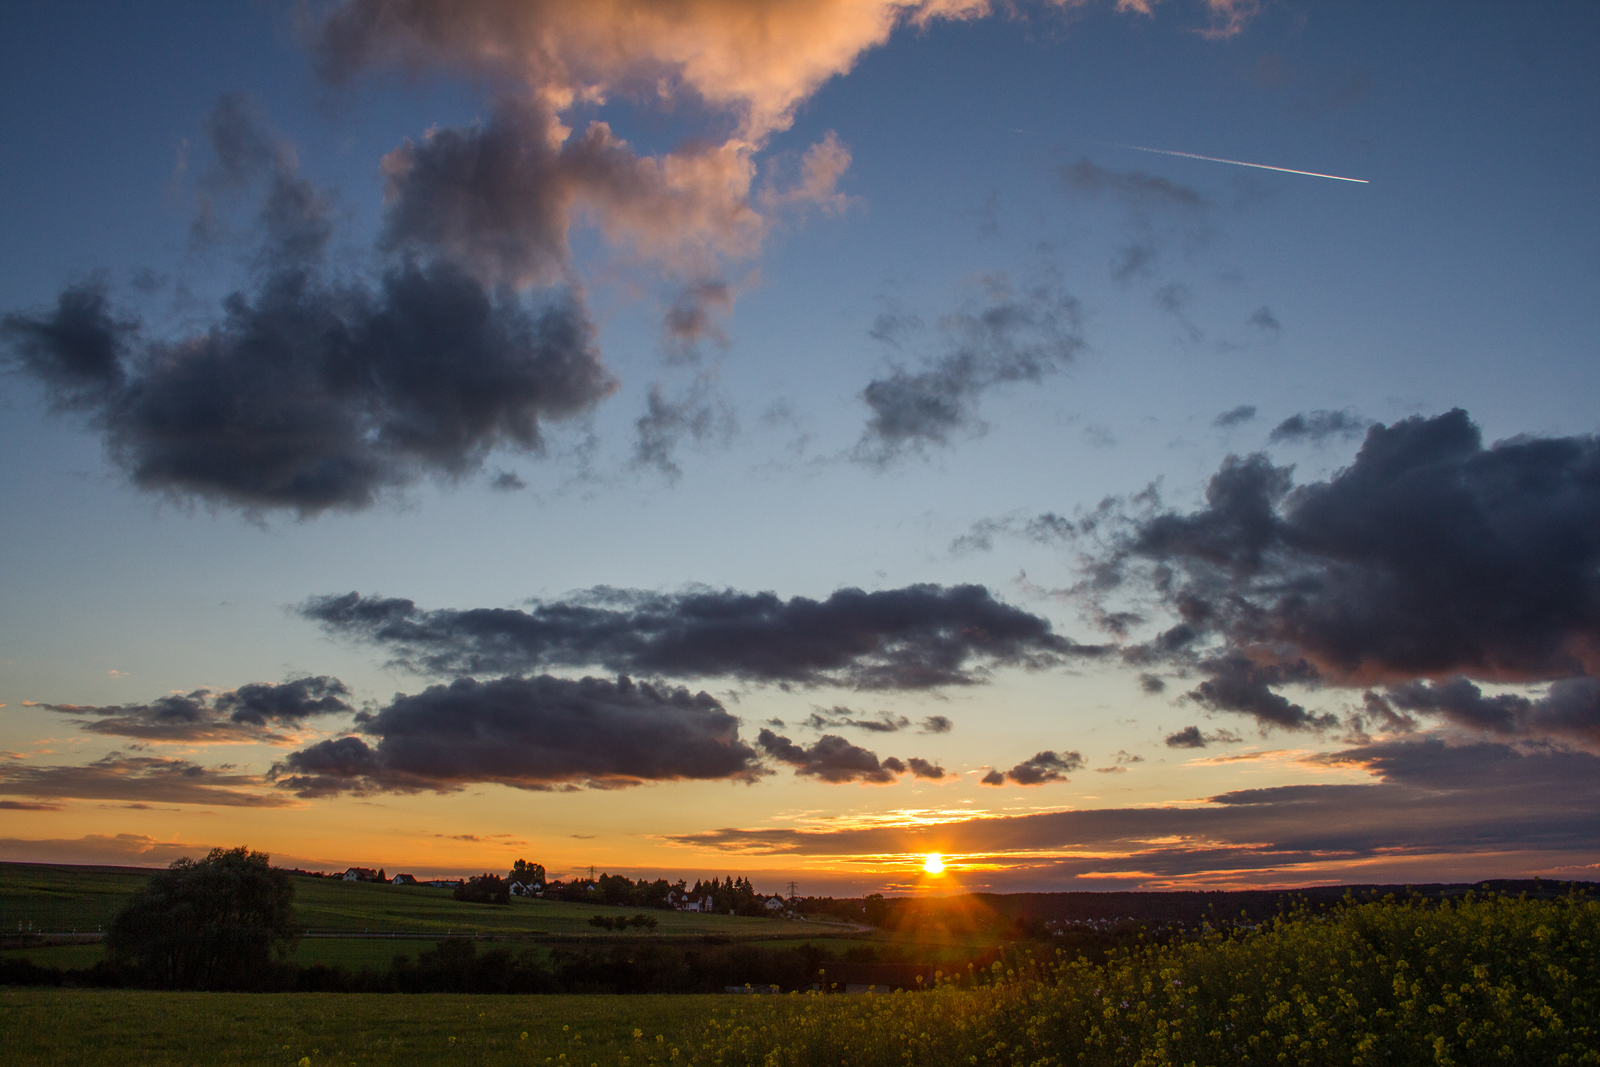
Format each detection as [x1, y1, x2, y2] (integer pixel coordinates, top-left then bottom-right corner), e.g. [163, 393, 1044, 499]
[966, 880, 1600, 924]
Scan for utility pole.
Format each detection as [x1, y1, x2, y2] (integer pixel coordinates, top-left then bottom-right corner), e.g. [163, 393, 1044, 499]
[786, 880, 799, 902]
[588, 864, 596, 882]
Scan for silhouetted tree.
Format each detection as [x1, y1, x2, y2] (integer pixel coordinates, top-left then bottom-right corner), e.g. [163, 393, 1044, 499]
[106, 846, 296, 989]
[453, 873, 511, 904]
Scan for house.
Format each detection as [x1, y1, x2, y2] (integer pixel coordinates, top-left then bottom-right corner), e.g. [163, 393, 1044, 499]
[391, 873, 418, 886]
[677, 892, 715, 912]
[764, 896, 787, 912]
[509, 880, 543, 897]
[423, 878, 464, 889]
[342, 867, 381, 882]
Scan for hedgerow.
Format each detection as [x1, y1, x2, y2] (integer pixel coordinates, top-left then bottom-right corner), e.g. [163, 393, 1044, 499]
[692, 892, 1599, 1067]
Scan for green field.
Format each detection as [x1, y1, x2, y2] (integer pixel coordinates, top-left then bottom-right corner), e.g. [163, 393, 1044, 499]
[0, 862, 850, 939]
[0, 988, 758, 1067]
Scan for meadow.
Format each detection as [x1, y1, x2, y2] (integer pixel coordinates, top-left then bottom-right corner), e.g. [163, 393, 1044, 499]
[0, 988, 736, 1066]
[0, 862, 832, 938]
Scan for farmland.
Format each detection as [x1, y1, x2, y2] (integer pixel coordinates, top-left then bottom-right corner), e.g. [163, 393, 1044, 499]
[0, 988, 739, 1066]
[0, 861, 836, 938]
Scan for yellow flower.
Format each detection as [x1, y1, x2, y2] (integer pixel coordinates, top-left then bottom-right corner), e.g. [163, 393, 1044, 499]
[299, 1059, 310, 1067]
[522, 1032, 531, 1040]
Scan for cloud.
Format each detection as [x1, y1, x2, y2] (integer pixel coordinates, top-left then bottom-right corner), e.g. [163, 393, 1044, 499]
[982, 749, 1084, 786]
[1139, 672, 1167, 694]
[0, 800, 62, 811]
[1, 103, 617, 516]
[1059, 159, 1207, 211]
[632, 377, 738, 481]
[667, 737, 1600, 883]
[1385, 676, 1600, 747]
[273, 674, 765, 796]
[758, 730, 901, 784]
[919, 714, 953, 734]
[1213, 404, 1256, 427]
[854, 272, 1084, 461]
[1268, 408, 1366, 443]
[378, 95, 768, 289]
[755, 729, 944, 783]
[1086, 410, 1600, 736]
[804, 707, 911, 733]
[301, 582, 1102, 690]
[0, 753, 293, 807]
[0, 833, 218, 867]
[490, 469, 527, 491]
[950, 512, 1076, 555]
[1247, 307, 1280, 333]
[1164, 724, 1241, 748]
[40, 677, 353, 744]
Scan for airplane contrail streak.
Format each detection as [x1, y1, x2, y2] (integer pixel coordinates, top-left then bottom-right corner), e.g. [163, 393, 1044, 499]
[1113, 143, 1369, 184]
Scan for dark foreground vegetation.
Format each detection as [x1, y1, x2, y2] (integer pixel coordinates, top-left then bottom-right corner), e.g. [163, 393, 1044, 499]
[695, 892, 1600, 1067]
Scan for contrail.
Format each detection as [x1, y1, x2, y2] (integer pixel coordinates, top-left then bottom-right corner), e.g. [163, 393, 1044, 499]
[1112, 143, 1368, 184]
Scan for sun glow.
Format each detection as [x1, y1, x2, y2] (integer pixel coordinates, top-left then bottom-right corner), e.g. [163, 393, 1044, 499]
[922, 853, 945, 875]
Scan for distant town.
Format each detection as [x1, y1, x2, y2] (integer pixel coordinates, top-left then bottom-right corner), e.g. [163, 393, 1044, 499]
[279, 861, 838, 919]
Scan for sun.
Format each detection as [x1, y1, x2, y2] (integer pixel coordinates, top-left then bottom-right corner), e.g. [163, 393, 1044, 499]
[922, 853, 945, 875]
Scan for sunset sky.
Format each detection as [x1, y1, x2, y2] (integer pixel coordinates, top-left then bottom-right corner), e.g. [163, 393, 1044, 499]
[3, 0, 1598, 896]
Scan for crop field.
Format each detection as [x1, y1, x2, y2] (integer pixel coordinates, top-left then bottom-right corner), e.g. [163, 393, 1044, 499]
[0, 862, 848, 940]
[0, 988, 756, 1067]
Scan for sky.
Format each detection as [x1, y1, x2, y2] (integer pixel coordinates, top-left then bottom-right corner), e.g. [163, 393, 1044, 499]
[2, 0, 1598, 896]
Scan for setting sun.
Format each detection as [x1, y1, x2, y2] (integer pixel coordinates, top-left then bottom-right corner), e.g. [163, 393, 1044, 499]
[922, 853, 945, 875]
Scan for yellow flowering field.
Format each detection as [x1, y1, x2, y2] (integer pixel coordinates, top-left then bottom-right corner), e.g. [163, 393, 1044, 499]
[692, 893, 1600, 1067]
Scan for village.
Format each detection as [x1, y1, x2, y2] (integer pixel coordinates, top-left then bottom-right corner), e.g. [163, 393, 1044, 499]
[316, 861, 800, 917]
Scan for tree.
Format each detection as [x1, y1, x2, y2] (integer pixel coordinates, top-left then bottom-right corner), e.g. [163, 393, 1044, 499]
[508, 859, 545, 887]
[106, 846, 296, 989]
[454, 873, 511, 905]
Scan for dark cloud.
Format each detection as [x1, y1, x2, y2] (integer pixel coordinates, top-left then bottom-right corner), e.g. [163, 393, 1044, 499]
[1268, 408, 1366, 443]
[1090, 410, 1600, 735]
[301, 583, 1102, 690]
[632, 379, 737, 481]
[1, 101, 617, 516]
[1153, 282, 1201, 341]
[905, 757, 947, 780]
[758, 730, 902, 784]
[1386, 676, 1600, 746]
[1139, 672, 1167, 694]
[1110, 239, 1158, 283]
[1164, 725, 1242, 749]
[0, 754, 293, 807]
[41, 677, 352, 744]
[919, 714, 953, 734]
[982, 750, 1084, 787]
[668, 738, 1600, 882]
[854, 273, 1084, 461]
[804, 707, 911, 733]
[1188, 653, 1334, 731]
[1213, 404, 1257, 428]
[272, 674, 764, 796]
[0, 800, 62, 811]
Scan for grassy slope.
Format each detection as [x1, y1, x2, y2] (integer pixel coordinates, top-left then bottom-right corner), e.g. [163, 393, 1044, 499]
[0, 861, 840, 936]
[0, 988, 761, 1067]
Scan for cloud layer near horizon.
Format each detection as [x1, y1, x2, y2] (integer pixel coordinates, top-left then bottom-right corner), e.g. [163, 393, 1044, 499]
[669, 736, 1600, 881]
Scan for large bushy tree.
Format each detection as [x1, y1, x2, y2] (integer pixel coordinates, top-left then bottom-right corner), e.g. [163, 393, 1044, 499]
[106, 846, 296, 989]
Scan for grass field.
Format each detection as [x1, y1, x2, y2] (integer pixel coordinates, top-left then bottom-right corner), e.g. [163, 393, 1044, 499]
[0, 988, 760, 1067]
[0, 862, 850, 940]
